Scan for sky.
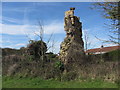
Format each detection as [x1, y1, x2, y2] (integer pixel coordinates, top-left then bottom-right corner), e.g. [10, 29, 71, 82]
[1, 2, 117, 53]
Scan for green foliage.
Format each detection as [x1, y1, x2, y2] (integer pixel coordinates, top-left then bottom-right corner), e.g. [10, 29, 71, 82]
[25, 55, 35, 62]
[55, 61, 64, 71]
[115, 79, 120, 88]
[55, 61, 62, 68]
[0, 76, 1, 88]
[88, 50, 120, 61]
[103, 50, 120, 61]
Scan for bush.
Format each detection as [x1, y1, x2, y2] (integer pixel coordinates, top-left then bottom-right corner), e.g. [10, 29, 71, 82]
[61, 72, 77, 81]
[46, 52, 57, 61]
[61, 71, 77, 81]
[55, 61, 64, 72]
[27, 40, 47, 59]
[2, 48, 21, 56]
[103, 50, 120, 61]
[115, 79, 120, 87]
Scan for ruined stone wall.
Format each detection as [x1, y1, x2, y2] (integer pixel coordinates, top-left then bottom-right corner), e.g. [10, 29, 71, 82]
[59, 8, 119, 82]
[59, 8, 85, 73]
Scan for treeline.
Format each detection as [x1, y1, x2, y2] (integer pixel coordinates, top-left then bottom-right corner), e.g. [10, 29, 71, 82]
[87, 50, 120, 63]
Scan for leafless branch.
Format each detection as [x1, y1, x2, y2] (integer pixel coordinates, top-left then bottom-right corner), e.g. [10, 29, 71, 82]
[25, 33, 32, 42]
[37, 20, 44, 41]
[94, 36, 107, 42]
[84, 31, 91, 51]
[46, 33, 53, 46]
[95, 35, 120, 44]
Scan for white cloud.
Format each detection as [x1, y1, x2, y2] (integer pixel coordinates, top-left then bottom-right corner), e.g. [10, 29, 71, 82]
[1, 20, 64, 35]
[35, 21, 64, 35]
[3, 16, 22, 24]
[1, 20, 64, 52]
[2, 43, 27, 49]
[15, 43, 26, 47]
[1, 24, 32, 35]
[47, 41, 62, 54]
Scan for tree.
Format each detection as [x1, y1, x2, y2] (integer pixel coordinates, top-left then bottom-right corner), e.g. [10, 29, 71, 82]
[33, 20, 55, 52]
[91, 2, 120, 44]
[83, 30, 91, 51]
[26, 20, 55, 62]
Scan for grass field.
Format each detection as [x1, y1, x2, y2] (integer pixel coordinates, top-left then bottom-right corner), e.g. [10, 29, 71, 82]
[2, 76, 118, 88]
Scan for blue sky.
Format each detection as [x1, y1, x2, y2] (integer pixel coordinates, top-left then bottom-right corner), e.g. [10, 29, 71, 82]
[1, 2, 116, 53]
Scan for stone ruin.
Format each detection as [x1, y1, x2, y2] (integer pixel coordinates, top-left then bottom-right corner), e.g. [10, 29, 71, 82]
[2, 8, 119, 83]
[59, 8, 85, 73]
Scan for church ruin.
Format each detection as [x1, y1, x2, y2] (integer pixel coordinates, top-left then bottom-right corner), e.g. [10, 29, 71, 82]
[59, 8, 85, 73]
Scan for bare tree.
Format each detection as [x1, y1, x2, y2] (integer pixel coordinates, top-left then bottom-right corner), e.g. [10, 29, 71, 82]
[83, 30, 91, 51]
[25, 20, 56, 62]
[91, 2, 120, 44]
[34, 20, 44, 41]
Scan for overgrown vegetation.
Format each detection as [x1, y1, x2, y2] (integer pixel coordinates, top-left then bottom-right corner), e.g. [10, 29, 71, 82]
[103, 50, 120, 61]
[2, 5, 120, 88]
[27, 40, 47, 59]
[2, 48, 21, 56]
[2, 40, 63, 80]
[87, 50, 120, 62]
[2, 29, 119, 88]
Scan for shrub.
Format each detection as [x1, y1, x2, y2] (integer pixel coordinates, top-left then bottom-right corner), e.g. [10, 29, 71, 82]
[2, 48, 21, 56]
[115, 79, 120, 87]
[61, 71, 77, 81]
[45, 52, 57, 61]
[55, 61, 64, 72]
[103, 50, 120, 61]
[27, 40, 47, 59]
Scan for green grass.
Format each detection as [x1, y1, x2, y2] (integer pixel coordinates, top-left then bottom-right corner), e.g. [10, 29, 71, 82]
[0, 76, 2, 88]
[2, 76, 118, 88]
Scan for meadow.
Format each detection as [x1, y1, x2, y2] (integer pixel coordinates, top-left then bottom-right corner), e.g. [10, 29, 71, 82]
[2, 76, 118, 88]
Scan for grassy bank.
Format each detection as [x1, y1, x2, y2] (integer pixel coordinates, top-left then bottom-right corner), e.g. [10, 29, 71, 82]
[2, 76, 118, 88]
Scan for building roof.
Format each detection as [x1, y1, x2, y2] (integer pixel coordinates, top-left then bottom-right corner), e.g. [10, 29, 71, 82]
[86, 45, 120, 53]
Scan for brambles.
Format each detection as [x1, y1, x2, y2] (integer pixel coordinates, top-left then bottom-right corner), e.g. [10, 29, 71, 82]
[27, 40, 47, 59]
